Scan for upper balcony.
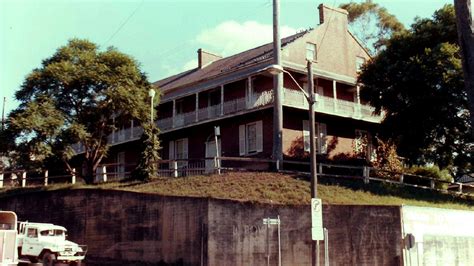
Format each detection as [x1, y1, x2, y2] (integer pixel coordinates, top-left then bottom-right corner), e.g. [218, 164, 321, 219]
[283, 88, 383, 123]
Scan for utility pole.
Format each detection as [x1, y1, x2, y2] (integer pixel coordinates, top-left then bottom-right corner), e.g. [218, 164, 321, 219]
[454, 0, 474, 138]
[307, 60, 319, 266]
[272, 0, 284, 169]
[1, 97, 5, 131]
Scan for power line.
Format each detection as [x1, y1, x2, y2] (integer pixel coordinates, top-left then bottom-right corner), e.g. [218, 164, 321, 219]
[104, 0, 144, 46]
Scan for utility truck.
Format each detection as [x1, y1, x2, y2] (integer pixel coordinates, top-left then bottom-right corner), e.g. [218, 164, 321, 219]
[0, 211, 18, 266]
[17, 222, 86, 266]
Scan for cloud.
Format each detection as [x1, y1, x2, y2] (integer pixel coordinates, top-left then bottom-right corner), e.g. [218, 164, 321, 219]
[195, 20, 298, 56]
[182, 59, 198, 71]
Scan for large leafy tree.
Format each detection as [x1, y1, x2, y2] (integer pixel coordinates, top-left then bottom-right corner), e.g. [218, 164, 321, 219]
[10, 39, 159, 183]
[340, 2, 405, 55]
[359, 5, 472, 170]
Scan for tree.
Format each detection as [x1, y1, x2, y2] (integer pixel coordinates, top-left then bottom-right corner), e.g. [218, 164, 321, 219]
[10, 39, 159, 183]
[359, 5, 472, 170]
[454, 0, 474, 138]
[340, 1, 405, 55]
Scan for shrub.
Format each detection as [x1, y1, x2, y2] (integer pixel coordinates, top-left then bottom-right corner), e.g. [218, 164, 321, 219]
[406, 165, 453, 190]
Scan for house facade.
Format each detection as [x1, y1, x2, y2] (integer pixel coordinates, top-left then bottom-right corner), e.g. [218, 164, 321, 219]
[74, 4, 383, 176]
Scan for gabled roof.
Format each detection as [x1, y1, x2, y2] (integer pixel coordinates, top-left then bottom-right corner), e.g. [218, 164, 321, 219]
[456, 173, 474, 183]
[153, 30, 311, 92]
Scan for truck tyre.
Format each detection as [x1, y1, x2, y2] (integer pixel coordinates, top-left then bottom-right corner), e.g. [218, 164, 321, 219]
[41, 251, 56, 266]
[69, 262, 81, 266]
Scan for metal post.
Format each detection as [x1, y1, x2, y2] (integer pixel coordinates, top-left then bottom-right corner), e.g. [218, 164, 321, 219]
[0, 172, 3, 188]
[266, 217, 270, 266]
[278, 215, 281, 266]
[324, 228, 329, 266]
[214, 132, 221, 175]
[272, 0, 283, 170]
[44, 170, 49, 186]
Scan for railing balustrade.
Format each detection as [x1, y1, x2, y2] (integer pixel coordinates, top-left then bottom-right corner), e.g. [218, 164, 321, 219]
[283, 88, 382, 122]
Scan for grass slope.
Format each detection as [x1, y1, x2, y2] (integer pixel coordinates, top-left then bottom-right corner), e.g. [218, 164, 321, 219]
[1, 172, 473, 210]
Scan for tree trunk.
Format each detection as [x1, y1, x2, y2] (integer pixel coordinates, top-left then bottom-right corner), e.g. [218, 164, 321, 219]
[84, 159, 96, 184]
[454, 0, 474, 138]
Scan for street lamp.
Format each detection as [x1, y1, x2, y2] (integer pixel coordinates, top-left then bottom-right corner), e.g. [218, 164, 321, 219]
[148, 88, 156, 126]
[266, 61, 320, 266]
[264, 62, 318, 197]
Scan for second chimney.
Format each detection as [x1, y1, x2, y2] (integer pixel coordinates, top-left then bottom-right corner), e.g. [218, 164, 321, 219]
[198, 49, 222, 68]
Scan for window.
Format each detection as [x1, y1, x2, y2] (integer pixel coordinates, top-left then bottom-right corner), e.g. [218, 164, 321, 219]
[356, 57, 366, 73]
[306, 43, 317, 61]
[169, 138, 188, 168]
[239, 121, 263, 155]
[175, 139, 187, 160]
[27, 228, 37, 238]
[303, 121, 327, 153]
[246, 123, 257, 153]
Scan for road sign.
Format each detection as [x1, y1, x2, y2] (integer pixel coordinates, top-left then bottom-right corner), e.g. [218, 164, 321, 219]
[263, 218, 281, 225]
[311, 198, 324, 240]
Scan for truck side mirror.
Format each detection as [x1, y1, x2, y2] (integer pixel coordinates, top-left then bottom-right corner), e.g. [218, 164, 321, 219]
[405, 233, 416, 249]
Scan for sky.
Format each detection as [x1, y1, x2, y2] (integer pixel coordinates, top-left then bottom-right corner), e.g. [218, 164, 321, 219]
[0, 0, 459, 116]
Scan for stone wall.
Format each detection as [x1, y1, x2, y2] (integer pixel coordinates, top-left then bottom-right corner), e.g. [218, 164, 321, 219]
[0, 189, 403, 265]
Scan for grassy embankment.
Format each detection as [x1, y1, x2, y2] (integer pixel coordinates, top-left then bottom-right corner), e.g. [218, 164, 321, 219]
[0, 171, 473, 210]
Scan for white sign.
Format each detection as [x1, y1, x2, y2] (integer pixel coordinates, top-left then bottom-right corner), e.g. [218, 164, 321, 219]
[311, 198, 324, 240]
[263, 218, 281, 225]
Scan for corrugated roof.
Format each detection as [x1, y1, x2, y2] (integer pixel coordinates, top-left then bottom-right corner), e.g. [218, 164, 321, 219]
[153, 30, 310, 92]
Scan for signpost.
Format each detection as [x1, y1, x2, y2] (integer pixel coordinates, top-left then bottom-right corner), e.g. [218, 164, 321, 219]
[263, 216, 281, 266]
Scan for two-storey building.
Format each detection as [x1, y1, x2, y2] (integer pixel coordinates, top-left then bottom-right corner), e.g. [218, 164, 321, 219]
[75, 4, 383, 176]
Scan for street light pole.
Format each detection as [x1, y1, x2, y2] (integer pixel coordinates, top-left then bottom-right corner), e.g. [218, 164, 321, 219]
[307, 60, 317, 198]
[264, 62, 319, 266]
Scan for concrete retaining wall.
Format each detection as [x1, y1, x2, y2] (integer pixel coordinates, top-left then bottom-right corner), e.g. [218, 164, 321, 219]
[0, 189, 404, 265]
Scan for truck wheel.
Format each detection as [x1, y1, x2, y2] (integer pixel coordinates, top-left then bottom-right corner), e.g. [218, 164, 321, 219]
[29, 256, 39, 263]
[69, 262, 81, 266]
[41, 251, 56, 266]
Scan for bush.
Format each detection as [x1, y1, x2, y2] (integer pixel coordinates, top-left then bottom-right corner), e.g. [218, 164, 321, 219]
[406, 165, 453, 190]
[372, 138, 404, 180]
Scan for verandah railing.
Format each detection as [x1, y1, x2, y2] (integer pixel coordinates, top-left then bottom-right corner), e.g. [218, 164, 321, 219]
[1, 157, 472, 196]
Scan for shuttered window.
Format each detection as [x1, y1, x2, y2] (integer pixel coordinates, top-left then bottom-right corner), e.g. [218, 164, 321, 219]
[239, 120, 263, 155]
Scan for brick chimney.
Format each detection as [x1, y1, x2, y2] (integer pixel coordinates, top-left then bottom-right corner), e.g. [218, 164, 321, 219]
[318, 4, 349, 31]
[197, 49, 222, 68]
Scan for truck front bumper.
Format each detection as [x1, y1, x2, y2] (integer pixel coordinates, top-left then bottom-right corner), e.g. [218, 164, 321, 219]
[56, 255, 85, 262]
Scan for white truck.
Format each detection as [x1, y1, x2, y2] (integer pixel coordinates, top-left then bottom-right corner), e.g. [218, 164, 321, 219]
[17, 222, 86, 266]
[0, 211, 18, 266]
